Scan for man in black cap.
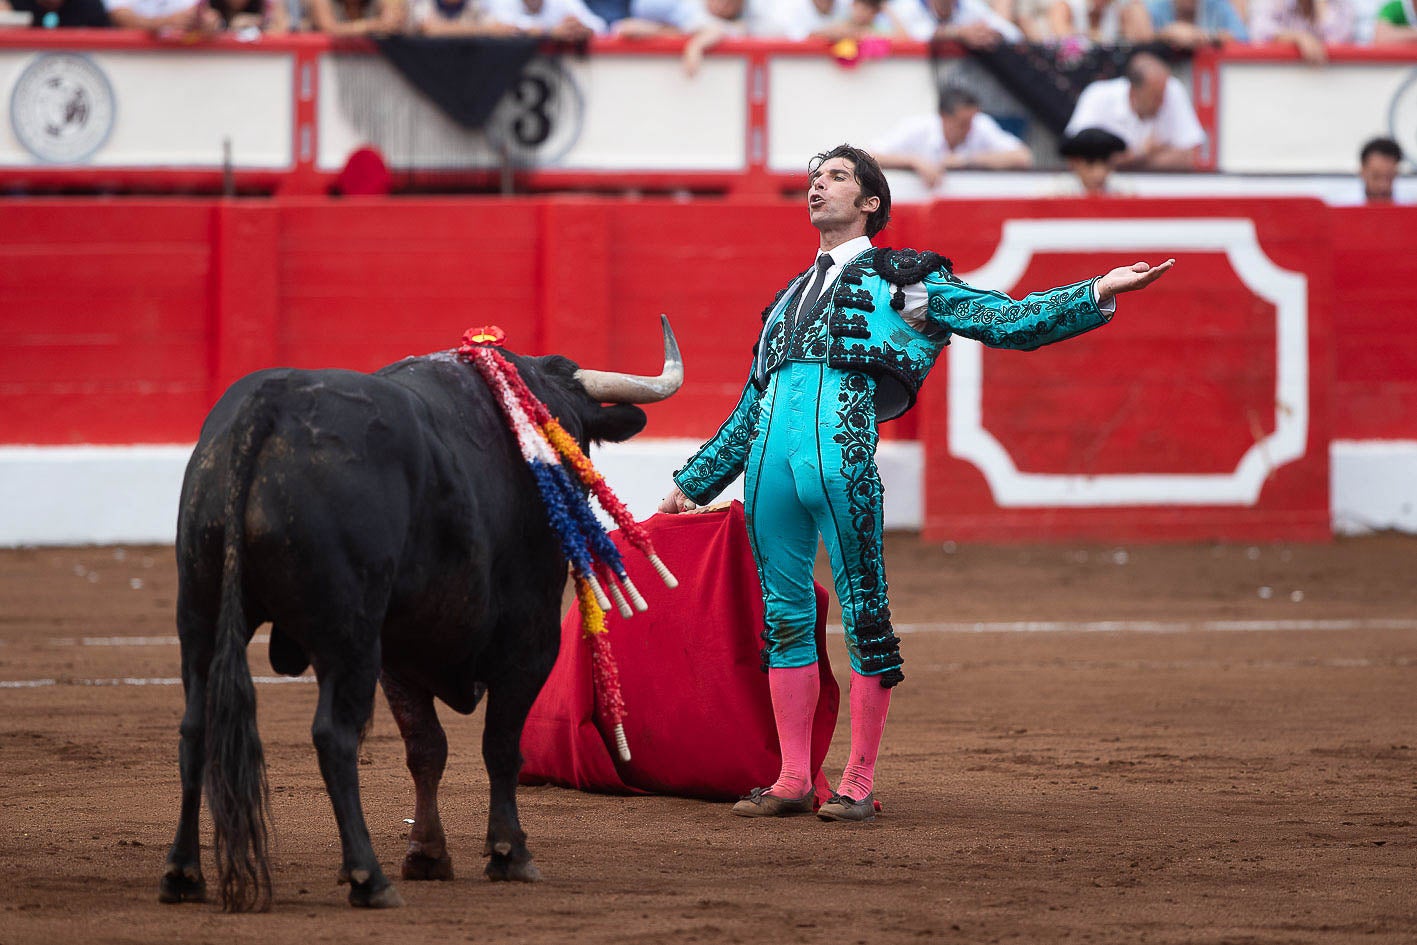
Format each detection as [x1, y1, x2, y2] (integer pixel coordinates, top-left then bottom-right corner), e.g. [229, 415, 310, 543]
[1057, 127, 1129, 196]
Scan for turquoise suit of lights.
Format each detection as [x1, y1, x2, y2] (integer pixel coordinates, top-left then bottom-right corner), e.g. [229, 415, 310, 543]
[674, 247, 1110, 687]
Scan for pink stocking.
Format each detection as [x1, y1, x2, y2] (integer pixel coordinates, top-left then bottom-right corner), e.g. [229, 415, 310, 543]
[835, 671, 891, 801]
[765, 664, 820, 797]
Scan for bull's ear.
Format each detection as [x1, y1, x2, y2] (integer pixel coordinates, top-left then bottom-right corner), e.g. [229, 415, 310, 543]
[585, 404, 647, 443]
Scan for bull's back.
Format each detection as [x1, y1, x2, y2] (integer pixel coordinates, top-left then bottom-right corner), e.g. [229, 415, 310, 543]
[178, 369, 436, 627]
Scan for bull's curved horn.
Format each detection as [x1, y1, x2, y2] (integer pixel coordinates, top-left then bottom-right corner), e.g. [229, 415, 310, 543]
[574, 314, 684, 404]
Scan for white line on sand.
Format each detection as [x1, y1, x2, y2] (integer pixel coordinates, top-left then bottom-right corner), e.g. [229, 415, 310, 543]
[829, 618, 1417, 635]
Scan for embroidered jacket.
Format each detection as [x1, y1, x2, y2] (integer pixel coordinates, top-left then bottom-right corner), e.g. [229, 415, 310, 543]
[674, 247, 1110, 505]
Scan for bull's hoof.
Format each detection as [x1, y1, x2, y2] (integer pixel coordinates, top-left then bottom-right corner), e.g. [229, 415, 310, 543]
[485, 857, 541, 883]
[402, 851, 454, 881]
[158, 864, 207, 904]
[348, 880, 404, 909]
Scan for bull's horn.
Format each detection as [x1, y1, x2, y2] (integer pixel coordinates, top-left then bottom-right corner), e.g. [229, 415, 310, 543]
[574, 314, 683, 404]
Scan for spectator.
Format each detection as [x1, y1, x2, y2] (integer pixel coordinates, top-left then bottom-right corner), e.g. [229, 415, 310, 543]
[1248, 0, 1355, 62]
[211, 0, 289, 31]
[1046, 0, 1153, 41]
[899, 0, 1026, 45]
[408, 0, 490, 32]
[1056, 126, 1129, 194]
[1011, 0, 1055, 37]
[615, 0, 756, 75]
[484, 0, 607, 35]
[754, 0, 852, 40]
[1373, 0, 1417, 41]
[870, 86, 1033, 188]
[104, 0, 220, 30]
[1359, 136, 1403, 202]
[306, 0, 407, 33]
[1064, 50, 1205, 169]
[0, 0, 110, 26]
[1145, 0, 1249, 45]
[845, 0, 917, 37]
[585, 0, 627, 24]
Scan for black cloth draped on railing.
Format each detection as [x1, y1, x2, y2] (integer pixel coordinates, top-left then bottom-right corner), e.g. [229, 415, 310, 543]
[371, 35, 544, 130]
[951, 41, 1187, 136]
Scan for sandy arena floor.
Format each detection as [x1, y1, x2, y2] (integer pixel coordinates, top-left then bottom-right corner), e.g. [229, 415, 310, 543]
[1, 534, 1415, 944]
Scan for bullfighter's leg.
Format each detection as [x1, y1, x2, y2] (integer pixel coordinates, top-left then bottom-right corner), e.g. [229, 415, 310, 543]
[311, 651, 403, 908]
[481, 642, 556, 883]
[159, 604, 214, 904]
[380, 671, 454, 881]
[811, 370, 900, 816]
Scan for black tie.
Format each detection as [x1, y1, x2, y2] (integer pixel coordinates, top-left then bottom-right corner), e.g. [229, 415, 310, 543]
[792, 254, 836, 329]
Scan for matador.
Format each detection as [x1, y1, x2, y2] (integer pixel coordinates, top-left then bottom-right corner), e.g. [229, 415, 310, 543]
[660, 144, 1173, 822]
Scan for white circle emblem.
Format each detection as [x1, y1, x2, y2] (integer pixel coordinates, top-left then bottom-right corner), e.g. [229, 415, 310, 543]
[10, 53, 116, 164]
[1389, 68, 1417, 167]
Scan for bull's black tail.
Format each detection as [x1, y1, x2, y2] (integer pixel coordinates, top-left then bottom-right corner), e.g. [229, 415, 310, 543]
[205, 380, 281, 912]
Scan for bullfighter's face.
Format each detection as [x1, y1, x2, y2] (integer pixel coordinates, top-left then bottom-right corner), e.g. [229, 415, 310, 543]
[808, 156, 877, 233]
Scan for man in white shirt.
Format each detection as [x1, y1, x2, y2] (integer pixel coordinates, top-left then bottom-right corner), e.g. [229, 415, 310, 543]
[616, 0, 761, 74]
[1064, 50, 1205, 170]
[896, 0, 1025, 46]
[104, 0, 218, 30]
[753, 0, 850, 39]
[870, 86, 1033, 188]
[484, 0, 608, 35]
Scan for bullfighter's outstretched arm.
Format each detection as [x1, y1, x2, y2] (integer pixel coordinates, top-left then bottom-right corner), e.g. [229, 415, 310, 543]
[919, 258, 1173, 350]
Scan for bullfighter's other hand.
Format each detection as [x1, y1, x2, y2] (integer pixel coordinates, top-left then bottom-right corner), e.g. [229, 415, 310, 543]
[1094, 258, 1175, 304]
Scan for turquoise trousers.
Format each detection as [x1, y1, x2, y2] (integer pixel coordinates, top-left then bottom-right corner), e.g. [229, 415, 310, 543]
[743, 360, 902, 683]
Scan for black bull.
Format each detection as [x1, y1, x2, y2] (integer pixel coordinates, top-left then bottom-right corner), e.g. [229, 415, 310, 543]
[159, 320, 683, 911]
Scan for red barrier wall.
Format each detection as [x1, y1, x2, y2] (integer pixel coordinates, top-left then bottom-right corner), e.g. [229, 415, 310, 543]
[1329, 205, 1417, 441]
[916, 199, 1333, 542]
[1, 195, 1410, 540]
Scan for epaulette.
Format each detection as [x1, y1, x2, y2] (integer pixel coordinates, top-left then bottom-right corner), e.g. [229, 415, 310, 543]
[870, 248, 953, 310]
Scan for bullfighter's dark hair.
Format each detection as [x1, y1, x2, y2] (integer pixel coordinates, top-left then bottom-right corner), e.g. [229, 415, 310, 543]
[809, 143, 892, 238]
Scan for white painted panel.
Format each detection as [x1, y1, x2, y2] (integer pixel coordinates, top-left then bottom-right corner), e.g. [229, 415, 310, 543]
[0, 52, 31, 162]
[0, 440, 922, 546]
[0, 446, 191, 546]
[1331, 440, 1417, 534]
[0, 50, 293, 168]
[5, 438, 1415, 544]
[559, 56, 745, 171]
[1218, 62, 1413, 174]
[767, 57, 936, 172]
[317, 53, 745, 173]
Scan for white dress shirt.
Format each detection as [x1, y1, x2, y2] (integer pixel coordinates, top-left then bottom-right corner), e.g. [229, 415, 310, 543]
[753, 0, 849, 38]
[870, 112, 1028, 166]
[1064, 75, 1206, 154]
[484, 0, 608, 32]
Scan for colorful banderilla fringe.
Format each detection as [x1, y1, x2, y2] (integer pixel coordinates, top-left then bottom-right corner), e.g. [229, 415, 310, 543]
[457, 326, 677, 762]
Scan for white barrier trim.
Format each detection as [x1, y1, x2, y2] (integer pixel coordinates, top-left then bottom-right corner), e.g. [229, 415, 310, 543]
[2, 439, 1413, 545]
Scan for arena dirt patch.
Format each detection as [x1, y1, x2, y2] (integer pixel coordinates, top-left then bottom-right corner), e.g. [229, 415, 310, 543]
[1, 535, 1415, 944]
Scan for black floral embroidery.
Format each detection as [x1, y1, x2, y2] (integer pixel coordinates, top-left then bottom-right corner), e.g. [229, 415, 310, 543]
[785, 300, 830, 361]
[833, 372, 896, 683]
[673, 399, 760, 503]
[763, 317, 788, 369]
[828, 338, 935, 421]
[929, 280, 1099, 351]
